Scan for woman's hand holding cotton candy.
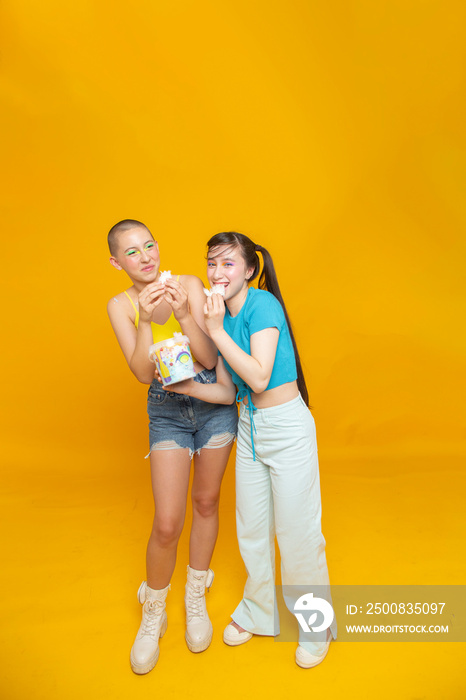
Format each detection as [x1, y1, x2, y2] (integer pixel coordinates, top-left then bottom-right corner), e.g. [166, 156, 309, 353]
[138, 282, 166, 323]
[163, 278, 189, 321]
[203, 293, 225, 336]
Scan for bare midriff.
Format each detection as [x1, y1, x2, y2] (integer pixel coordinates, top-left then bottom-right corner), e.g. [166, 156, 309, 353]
[244, 380, 299, 409]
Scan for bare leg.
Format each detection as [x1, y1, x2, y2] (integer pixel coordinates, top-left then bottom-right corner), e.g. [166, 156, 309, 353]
[146, 448, 192, 589]
[189, 443, 233, 570]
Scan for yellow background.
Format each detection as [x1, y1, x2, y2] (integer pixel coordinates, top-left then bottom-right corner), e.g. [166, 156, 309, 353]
[1, 1, 465, 698]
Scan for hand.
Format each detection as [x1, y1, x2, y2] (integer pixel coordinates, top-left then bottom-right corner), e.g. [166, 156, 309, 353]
[138, 282, 165, 323]
[163, 278, 189, 321]
[203, 293, 225, 336]
[153, 362, 163, 384]
[162, 377, 197, 396]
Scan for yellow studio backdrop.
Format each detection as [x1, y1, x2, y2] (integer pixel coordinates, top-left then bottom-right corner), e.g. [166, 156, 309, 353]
[1, 1, 465, 699]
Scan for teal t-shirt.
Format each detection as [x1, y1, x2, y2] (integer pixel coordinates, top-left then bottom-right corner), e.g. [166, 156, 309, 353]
[222, 287, 297, 397]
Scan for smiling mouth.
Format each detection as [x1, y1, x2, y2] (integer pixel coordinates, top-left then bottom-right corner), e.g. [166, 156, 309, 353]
[142, 265, 155, 272]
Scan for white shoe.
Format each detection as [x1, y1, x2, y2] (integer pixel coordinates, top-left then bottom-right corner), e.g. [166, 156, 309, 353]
[295, 639, 331, 668]
[130, 581, 169, 674]
[223, 622, 253, 646]
[185, 566, 214, 653]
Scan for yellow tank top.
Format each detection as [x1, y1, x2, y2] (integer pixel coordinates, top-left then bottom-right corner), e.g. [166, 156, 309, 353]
[123, 280, 197, 361]
[123, 290, 183, 343]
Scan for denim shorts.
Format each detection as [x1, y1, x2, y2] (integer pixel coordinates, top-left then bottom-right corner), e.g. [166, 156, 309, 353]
[146, 368, 238, 458]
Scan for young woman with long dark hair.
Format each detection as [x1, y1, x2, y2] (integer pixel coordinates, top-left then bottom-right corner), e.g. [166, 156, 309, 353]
[167, 231, 337, 668]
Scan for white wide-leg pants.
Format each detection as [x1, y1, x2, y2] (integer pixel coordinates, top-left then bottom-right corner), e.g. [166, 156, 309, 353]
[232, 395, 337, 652]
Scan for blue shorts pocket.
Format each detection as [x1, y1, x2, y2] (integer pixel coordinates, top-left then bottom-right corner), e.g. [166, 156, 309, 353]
[194, 368, 217, 385]
[148, 389, 167, 406]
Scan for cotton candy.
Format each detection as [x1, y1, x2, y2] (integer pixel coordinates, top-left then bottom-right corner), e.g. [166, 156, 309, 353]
[203, 284, 226, 297]
[159, 270, 172, 284]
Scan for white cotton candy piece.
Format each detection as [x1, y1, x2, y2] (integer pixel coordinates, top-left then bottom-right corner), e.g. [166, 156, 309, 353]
[159, 270, 172, 284]
[203, 284, 226, 297]
[211, 284, 226, 296]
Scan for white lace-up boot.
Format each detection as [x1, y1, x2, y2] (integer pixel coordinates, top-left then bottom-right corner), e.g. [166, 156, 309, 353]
[130, 581, 169, 674]
[184, 565, 214, 652]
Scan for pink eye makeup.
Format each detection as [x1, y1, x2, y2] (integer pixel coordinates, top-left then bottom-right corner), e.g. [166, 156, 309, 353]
[207, 260, 234, 267]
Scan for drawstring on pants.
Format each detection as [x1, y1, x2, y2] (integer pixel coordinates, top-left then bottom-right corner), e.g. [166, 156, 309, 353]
[236, 386, 257, 460]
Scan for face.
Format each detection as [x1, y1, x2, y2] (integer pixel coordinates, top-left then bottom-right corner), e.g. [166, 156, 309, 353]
[109, 226, 160, 283]
[207, 244, 254, 301]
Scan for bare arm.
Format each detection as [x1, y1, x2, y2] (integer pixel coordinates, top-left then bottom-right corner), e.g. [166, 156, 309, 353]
[159, 357, 237, 404]
[204, 294, 279, 394]
[107, 284, 165, 383]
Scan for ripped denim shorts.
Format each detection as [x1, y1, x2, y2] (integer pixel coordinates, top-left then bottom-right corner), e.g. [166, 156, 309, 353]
[146, 368, 238, 459]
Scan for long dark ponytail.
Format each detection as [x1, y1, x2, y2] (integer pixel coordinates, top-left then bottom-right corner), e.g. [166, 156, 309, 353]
[206, 231, 309, 406]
